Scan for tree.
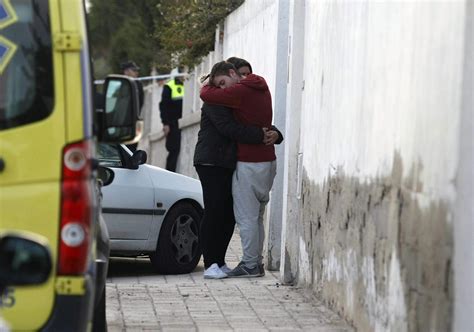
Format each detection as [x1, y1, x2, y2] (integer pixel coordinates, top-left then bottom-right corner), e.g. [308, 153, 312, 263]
[157, 0, 244, 68]
[87, 0, 243, 78]
[87, 0, 168, 78]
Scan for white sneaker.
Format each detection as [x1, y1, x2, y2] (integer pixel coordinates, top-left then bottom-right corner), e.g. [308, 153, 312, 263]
[220, 264, 232, 274]
[203, 263, 227, 279]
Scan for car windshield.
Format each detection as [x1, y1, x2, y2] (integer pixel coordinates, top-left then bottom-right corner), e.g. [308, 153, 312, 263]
[0, 0, 54, 131]
[97, 144, 122, 167]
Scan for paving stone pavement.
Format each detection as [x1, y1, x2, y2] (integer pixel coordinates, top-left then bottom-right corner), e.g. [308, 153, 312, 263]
[106, 232, 353, 331]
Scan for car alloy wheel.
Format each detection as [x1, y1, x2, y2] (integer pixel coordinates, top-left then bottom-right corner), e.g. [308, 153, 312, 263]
[170, 213, 199, 264]
[150, 202, 202, 274]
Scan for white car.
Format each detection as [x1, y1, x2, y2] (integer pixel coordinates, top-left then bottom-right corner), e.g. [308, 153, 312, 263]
[97, 144, 203, 274]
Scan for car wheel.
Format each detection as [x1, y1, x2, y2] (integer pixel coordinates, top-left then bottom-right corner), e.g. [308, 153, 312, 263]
[150, 202, 202, 274]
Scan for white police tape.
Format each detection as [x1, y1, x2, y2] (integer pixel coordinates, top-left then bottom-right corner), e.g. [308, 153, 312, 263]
[94, 73, 188, 85]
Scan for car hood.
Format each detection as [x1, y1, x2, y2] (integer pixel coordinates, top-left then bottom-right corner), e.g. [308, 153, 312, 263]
[142, 165, 203, 207]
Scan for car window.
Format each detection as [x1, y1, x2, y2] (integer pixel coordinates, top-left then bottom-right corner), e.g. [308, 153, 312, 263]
[97, 144, 123, 167]
[0, 0, 54, 131]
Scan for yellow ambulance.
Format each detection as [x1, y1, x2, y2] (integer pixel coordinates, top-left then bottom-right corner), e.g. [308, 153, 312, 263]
[0, 0, 141, 330]
[0, 232, 53, 330]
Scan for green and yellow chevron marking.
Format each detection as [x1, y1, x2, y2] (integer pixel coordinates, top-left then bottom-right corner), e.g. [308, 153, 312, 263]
[0, 0, 18, 30]
[0, 35, 16, 74]
[0, 0, 18, 73]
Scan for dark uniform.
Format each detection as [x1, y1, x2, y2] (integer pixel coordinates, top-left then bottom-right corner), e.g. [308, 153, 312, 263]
[159, 78, 184, 172]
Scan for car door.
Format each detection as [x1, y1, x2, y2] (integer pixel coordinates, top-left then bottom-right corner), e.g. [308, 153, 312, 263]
[98, 144, 155, 241]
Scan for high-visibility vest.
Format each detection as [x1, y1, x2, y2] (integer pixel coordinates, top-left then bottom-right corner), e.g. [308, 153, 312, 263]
[165, 79, 184, 100]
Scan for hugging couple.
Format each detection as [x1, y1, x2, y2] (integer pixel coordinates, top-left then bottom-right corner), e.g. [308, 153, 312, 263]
[193, 57, 283, 279]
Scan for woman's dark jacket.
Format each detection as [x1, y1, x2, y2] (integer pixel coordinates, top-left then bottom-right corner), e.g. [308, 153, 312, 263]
[193, 103, 283, 170]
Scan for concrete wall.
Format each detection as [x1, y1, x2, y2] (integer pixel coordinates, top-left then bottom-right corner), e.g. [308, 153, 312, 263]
[289, 1, 469, 331]
[454, 1, 473, 331]
[223, 0, 278, 95]
[138, 83, 167, 170]
[141, 0, 472, 330]
[280, 0, 305, 285]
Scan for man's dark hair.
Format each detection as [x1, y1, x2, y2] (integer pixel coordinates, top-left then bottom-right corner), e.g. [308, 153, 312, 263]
[201, 61, 237, 86]
[120, 61, 140, 71]
[226, 57, 253, 74]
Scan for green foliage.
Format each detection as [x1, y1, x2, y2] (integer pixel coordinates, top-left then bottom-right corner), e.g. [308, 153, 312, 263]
[157, 0, 244, 68]
[88, 0, 167, 78]
[87, 0, 243, 78]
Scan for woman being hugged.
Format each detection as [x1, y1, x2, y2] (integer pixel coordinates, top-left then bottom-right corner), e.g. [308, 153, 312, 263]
[194, 63, 281, 279]
[200, 60, 279, 278]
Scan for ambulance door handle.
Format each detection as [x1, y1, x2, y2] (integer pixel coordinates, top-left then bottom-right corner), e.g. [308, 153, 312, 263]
[0, 158, 4, 172]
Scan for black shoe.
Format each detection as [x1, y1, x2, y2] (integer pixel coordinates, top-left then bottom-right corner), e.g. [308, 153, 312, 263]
[227, 264, 262, 278]
[259, 263, 265, 276]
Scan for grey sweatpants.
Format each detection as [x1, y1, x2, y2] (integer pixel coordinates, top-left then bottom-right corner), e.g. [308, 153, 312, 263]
[232, 160, 277, 269]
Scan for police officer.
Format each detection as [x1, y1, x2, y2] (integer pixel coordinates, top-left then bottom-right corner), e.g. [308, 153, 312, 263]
[120, 60, 144, 108]
[159, 72, 184, 172]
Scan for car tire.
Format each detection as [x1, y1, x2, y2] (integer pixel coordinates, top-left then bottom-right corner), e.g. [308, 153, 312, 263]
[92, 286, 107, 332]
[150, 202, 202, 274]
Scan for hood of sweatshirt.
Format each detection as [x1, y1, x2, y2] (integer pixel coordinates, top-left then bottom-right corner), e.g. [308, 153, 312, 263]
[239, 74, 268, 91]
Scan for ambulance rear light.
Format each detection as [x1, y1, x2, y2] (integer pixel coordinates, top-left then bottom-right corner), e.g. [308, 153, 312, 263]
[58, 140, 94, 275]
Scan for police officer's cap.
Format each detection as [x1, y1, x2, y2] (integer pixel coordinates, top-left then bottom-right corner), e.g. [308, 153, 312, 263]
[121, 61, 140, 71]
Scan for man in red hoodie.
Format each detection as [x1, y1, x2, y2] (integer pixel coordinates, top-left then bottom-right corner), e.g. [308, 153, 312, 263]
[200, 61, 277, 278]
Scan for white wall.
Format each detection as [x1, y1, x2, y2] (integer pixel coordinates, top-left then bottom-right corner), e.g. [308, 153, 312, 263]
[223, 0, 278, 97]
[301, 1, 464, 196]
[295, 1, 468, 330]
[454, 1, 473, 330]
[280, 0, 305, 284]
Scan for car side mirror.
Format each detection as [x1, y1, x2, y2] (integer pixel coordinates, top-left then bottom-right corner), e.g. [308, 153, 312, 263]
[98, 75, 143, 143]
[130, 150, 147, 169]
[0, 233, 52, 291]
[97, 166, 115, 187]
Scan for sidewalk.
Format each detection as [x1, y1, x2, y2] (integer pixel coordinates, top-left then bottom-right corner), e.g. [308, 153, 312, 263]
[106, 232, 353, 331]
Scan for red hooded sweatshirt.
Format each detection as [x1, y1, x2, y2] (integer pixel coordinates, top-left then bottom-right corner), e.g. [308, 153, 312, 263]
[200, 74, 276, 162]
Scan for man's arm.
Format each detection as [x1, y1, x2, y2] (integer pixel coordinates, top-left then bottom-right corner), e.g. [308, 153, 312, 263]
[200, 84, 242, 108]
[203, 104, 263, 144]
